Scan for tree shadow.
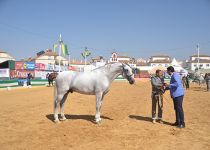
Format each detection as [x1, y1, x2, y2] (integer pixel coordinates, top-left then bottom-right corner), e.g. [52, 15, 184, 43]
[46, 114, 113, 124]
[129, 115, 173, 126]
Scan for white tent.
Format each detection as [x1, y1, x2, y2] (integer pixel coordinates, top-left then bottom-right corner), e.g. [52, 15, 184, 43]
[171, 58, 188, 75]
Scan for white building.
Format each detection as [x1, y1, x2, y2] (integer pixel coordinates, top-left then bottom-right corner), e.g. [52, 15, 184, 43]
[148, 55, 172, 68]
[91, 56, 106, 68]
[30, 49, 69, 71]
[187, 54, 210, 70]
[35, 49, 68, 65]
[109, 52, 136, 67]
[0, 50, 15, 63]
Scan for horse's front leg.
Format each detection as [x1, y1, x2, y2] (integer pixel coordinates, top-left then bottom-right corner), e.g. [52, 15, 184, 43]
[95, 92, 103, 123]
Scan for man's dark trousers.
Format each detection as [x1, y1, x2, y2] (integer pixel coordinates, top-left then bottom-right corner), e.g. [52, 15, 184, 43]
[173, 96, 185, 125]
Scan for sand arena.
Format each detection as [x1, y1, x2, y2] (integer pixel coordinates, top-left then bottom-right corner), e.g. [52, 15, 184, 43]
[0, 80, 209, 150]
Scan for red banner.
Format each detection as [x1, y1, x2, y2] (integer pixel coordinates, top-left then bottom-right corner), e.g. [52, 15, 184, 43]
[68, 66, 76, 71]
[35, 63, 46, 70]
[15, 62, 24, 70]
[10, 70, 35, 79]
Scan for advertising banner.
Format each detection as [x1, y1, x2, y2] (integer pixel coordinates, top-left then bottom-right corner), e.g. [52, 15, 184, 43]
[24, 62, 35, 70]
[15, 62, 35, 70]
[45, 64, 54, 71]
[68, 66, 76, 71]
[35, 63, 46, 70]
[0, 69, 10, 78]
[35, 71, 50, 79]
[54, 65, 68, 71]
[10, 70, 35, 79]
[15, 62, 24, 70]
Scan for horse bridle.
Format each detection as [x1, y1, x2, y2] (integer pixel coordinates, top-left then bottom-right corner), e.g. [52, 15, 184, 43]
[122, 67, 134, 80]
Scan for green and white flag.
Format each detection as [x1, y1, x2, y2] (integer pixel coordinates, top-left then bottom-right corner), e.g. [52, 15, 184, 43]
[62, 44, 69, 56]
[53, 44, 58, 52]
[81, 47, 91, 58]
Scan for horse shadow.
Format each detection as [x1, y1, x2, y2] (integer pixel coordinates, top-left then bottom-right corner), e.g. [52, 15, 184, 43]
[46, 114, 113, 124]
[129, 115, 173, 126]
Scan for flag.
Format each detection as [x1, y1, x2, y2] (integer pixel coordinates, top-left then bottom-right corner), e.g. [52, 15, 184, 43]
[81, 48, 91, 58]
[53, 44, 58, 52]
[65, 44, 69, 55]
[61, 44, 69, 56]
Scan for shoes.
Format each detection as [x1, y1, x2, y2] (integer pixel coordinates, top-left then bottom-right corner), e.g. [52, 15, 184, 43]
[152, 119, 156, 124]
[158, 119, 163, 124]
[172, 122, 180, 126]
[177, 124, 185, 128]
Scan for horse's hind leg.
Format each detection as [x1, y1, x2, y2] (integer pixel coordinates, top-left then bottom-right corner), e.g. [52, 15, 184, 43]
[95, 92, 103, 123]
[54, 99, 60, 123]
[54, 88, 66, 123]
[60, 93, 68, 121]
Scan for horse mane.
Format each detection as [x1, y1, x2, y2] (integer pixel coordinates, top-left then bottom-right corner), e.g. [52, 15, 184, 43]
[92, 62, 122, 72]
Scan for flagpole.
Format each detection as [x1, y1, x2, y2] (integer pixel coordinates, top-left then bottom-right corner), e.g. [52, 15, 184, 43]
[85, 55, 87, 66]
[58, 34, 62, 72]
[197, 43, 200, 72]
[68, 54, 70, 66]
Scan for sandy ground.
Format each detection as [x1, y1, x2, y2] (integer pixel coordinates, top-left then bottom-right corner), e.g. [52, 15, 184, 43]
[0, 80, 210, 150]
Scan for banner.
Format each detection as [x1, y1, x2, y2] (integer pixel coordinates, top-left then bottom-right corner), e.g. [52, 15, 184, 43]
[35, 63, 46, 70]
[15, 62, 35, 70]
[68, 66, 76, 71]
[46, 64, 54, 71]
[54, 65, 68, 71]
[10, 70, 35, 79]
[0, 69, 10, 78]
[35, 71, 50, 79]
[24, 62, 35, 70]
[15, 62, 24, 70]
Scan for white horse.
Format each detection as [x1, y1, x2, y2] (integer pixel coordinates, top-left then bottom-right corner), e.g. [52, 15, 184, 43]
[54, 62, 135, 123]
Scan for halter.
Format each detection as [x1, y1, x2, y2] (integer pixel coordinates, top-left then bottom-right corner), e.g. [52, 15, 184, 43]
[122, 67, 134, 80]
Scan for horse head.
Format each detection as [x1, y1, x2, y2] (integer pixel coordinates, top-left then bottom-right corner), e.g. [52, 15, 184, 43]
[121, 63, 135, 84]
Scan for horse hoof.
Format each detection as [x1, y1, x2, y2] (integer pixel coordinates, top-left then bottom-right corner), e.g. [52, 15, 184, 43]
[60, 117, 66, 121]
[95, 118, 102, 124]
[54, 119, 60, 124]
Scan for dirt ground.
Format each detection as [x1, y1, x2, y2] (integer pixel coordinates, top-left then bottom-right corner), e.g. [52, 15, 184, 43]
[0, 80, 210, 150]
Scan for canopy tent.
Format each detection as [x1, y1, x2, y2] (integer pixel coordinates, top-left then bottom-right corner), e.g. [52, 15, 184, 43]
[171, 58, 188, 75]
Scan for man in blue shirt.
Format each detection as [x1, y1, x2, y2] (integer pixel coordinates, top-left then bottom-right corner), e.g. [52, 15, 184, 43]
[166, 66, 185, 128]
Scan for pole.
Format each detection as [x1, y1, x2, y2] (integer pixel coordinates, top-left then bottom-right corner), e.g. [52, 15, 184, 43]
[58, 34, 62, 72]
[85, 55, 87, 66]
[68, 54, 70, 66]
[197, 43, 200, 72]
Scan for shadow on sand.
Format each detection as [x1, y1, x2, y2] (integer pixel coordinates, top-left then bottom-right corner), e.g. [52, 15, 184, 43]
[46, 114, 113, 124]
[129, 115, 173, 126]
[190, 86, 208, 92]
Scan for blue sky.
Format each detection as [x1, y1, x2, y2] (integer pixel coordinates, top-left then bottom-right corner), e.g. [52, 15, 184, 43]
[0, 0, 210, 61]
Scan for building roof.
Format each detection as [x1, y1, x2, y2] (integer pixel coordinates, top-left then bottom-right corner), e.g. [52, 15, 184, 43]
[190, 54, 210, 57]
[0, 50, 6, 53]
[188, 59, 210, 63]
[136, 62, 149, 66]
[150, 55, 170, 58]
[33, 50, 58, 60]
[0, 50, 15, 60]
[91, 56, 104, 61]
[70, 60, 90, 65]
[149, 59, 172, 63]
[117, 55, 130, 58]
